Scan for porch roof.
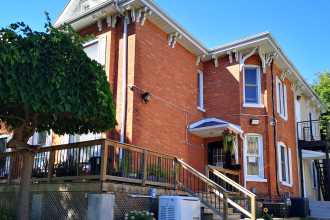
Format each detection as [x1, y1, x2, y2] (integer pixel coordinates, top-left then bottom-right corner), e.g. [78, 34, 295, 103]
[302, 150, 326, 160]
[188, 118, 243, 138]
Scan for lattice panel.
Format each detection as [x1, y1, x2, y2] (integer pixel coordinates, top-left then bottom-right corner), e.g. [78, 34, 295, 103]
[114, 192, 156, 220]
[34, 191, 88, 220]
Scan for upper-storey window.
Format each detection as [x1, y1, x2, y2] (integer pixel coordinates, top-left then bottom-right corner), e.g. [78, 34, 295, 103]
[243, 65, 262, 107]
[276, 77, 288, 120]
[84, 38, 107, 67]
[197, 71, 205, 111]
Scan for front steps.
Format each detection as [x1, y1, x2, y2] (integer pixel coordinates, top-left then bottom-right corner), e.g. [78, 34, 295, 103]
[201, 204, 241, 220]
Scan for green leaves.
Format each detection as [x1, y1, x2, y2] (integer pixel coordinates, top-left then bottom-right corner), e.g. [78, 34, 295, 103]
[0, 18, 116, 135]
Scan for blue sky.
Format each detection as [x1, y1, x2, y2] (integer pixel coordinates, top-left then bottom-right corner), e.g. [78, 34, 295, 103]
[1, 0, 329, 83]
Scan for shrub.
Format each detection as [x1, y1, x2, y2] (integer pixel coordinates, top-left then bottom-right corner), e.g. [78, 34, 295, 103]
[0, 208, 15, 220]
[125, 210, 155, 220]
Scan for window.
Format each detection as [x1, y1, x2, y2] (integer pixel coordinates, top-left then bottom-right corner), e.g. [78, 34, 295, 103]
[243, 66, 262, 107]
[311, 161, 318, 188]
[244, 134, 265, 181]
[0, 136, 8, 153]
[276, 77, 288, 120]
[197, 71, 205, 111]
[84, 38, 107, 66]
[277, 142, 292, 186]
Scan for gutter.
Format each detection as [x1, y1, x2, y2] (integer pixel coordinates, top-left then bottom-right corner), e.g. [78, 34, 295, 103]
[119, 15, 129, 144]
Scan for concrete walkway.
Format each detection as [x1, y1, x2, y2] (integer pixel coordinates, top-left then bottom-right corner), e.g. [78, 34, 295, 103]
[309, 201, 330, 219]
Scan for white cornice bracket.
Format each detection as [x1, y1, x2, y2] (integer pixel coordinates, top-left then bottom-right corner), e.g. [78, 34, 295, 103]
[227, 51, 233, 64]
[239, 47, 258, 71]
[259, 49, 277, 73]
[97, 19, 103, 32]
[168, 32, 182, 48]
[212, 55, 219, 68]
[136, 7, 152, 26]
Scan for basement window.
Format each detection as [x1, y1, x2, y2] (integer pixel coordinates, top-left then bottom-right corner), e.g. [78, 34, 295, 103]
[277, 142, 292, 186]
[243, 65, 262, 108]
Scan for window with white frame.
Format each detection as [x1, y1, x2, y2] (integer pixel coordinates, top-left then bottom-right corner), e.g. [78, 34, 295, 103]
[276, 77, 288, 119]
[311, 161, 318, 188]
[245, 134, 265, 180]
[197, 71, 204, 110]
[0, 136, 8, 153]
[243, 66, 262, 107]
[84, 38, 107, 67]
[277, 142, 292, 186]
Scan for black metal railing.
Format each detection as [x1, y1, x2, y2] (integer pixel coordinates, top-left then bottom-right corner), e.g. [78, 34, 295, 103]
[297, 118, 322, 141]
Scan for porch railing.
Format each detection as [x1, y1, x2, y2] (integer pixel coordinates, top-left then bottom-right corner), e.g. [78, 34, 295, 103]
[0, 139, 176, 188]
[0, 139, 256, 220]
[297, 117, 322, 142]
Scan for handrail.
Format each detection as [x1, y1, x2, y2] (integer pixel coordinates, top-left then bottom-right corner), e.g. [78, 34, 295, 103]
[209, 167, 255, 197]
[209, 167, 256, 220]
[176, 159, 228, 193]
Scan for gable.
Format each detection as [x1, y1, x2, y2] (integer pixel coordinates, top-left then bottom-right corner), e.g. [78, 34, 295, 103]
[55, 0, 110, 26]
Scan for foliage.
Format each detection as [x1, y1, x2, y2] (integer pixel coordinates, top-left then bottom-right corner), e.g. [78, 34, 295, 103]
[125, 210, 155, 220]
[223, 129, 235, 156]
[0, 208, 15, 220]
[261, 207, 273, 220]
[0, 13, 115, 147]
[148, 164, 167, 178]
[312, 71, 330, 136]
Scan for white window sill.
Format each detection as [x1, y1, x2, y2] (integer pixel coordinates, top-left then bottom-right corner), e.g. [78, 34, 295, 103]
[243, 103, 265, 108]
[278, 113, 288, 121]
[246, 176, 268, 182]
[280, 181, 292, 187]
[197, 106, 206, 112]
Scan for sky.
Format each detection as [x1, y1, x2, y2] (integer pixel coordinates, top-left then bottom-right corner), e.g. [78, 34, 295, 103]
[1, 0, 329, 83]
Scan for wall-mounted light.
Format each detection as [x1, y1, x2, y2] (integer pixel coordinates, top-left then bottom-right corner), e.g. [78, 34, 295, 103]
[250, 118, 260, 125]
[141, 92, 151, 104]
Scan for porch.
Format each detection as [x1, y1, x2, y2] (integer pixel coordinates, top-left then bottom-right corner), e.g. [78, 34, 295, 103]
[0, 139, 256, 220]
[296, 118, 330, 201]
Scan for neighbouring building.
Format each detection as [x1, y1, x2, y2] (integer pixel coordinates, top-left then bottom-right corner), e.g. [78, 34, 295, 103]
[0, 0, 328, 219]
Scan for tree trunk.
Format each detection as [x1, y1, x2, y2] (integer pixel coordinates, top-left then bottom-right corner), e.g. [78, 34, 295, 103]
[17, 150, 34, 220]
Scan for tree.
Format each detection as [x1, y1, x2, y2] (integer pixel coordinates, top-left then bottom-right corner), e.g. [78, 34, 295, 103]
[312, 71, 330, 136]
[0, 15, 116, 220]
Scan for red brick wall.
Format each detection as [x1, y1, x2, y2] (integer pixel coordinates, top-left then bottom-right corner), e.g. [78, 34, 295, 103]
[78, 20, 300, 199]
[131, 20, 205, 171]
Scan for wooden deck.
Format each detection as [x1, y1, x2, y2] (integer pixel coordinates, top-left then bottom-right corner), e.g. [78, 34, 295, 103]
[0, 139, 178, 189]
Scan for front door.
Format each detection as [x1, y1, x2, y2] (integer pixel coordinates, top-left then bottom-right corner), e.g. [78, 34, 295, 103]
[208, 141, 225, 167]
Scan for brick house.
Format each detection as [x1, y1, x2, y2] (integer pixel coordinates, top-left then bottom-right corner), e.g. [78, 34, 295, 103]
[0, 0, 326, 218]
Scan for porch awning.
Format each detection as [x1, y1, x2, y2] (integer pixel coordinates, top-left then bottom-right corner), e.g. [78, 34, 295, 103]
[188, 118, 243, 138]
[302, 150, 326, 160]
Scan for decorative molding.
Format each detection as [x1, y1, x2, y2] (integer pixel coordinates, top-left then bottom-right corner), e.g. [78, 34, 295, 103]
[239, 47, 258, 71]
[227, 51, 233, 64]
[135, 7, 152, 26]
[280, 69, 290, 81]
[212, 55, 219, 68]
[168, 32, 182, 48]
[97, 19, 103, 32]
[233, 49, 239, 62]
[196, 54, 206, 66]
[106, 15, 119, 28]
[258, 49, 277, 73]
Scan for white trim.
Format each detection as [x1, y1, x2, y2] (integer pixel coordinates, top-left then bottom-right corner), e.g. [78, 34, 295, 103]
[197, 106, 206, 112]
[276, 77, 288, 120]
[246, 177, 268, 182]
[243, 65, 262, 107]
[277, 142, 293, 187]
[189, 118, 243, 135]
[197, 70, 204, 110]
[244, 134, 265, 181]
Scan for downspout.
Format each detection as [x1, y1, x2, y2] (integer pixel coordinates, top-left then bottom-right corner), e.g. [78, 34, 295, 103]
[120, 15, 128, 144]
[270, 60, 281, 197]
